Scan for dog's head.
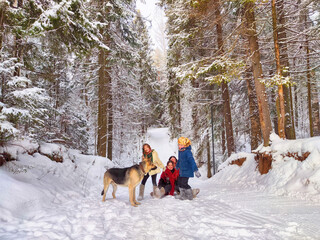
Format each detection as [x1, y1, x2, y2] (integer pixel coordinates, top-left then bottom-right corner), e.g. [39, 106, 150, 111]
[141, 160, 156, 174]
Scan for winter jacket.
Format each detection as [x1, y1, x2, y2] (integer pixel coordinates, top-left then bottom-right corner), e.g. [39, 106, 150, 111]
[144, 150, 164, 176]
[176, 145, 198, 178]
[158, 168, 179, 195]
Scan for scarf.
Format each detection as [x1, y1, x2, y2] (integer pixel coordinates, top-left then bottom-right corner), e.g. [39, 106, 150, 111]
[144, 150, 153, 163]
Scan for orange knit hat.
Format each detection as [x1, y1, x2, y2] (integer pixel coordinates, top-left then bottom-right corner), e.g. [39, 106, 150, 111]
[178, 137, 191, 147]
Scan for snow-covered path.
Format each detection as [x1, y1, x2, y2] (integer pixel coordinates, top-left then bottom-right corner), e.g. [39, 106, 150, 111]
[1, 128, 320, 239]
[1, 179, 320, 240]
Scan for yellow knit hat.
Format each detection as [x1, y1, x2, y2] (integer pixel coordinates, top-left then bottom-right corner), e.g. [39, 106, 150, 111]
[178, 137, 191, 147]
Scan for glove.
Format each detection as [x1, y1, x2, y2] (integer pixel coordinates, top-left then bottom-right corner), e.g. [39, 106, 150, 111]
[195, 171, 201, 178]
[166, 177, 170, 182]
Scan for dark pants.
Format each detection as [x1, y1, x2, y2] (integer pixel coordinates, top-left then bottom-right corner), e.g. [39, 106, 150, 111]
[141, 173, 157, 186]
[174, 180, 180, 193]
[178, 176, 191, 189]
[158, 179, 172, 194]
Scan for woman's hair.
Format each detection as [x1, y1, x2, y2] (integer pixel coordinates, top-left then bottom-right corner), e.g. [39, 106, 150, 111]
[142, 143, 151, 154]
[168, 156, 177, 162]
[167, 160, 174, 166]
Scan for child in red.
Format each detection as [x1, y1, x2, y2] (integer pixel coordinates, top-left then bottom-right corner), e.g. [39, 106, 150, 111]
[157, 159, 179, 197]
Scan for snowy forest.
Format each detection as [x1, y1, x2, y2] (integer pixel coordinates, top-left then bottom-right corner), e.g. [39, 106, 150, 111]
[1, 1, 320, 239]
[0, 0, 319, 171]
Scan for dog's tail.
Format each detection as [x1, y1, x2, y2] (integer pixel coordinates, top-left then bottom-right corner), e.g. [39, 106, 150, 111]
[101, 189, 104, 195]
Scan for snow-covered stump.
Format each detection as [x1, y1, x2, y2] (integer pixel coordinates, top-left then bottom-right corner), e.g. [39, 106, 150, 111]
[0, 152, 16, 166]
[39, 143, 65, 163]
[283, 152, 310, 161]
[230, 157, 246, 167]
[228, 152, 272, 175]
[254, 152, 273, 175]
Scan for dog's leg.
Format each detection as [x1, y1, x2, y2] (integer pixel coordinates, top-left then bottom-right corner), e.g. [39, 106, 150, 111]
[102, 177, 111, 202]
[111, 182, 117, 199]
[133, 187, 141, 205]
[128, 185, 137, 207]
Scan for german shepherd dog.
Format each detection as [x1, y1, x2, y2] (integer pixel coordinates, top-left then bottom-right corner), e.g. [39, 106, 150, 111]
[101, 160, 155, 207]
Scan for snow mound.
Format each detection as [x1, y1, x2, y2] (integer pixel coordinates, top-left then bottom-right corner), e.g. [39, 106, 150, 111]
[0, 141, 114, 220]
[215, 136, 320, 202]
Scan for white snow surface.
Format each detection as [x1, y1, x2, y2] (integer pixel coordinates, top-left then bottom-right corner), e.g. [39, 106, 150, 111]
[0, 128, 320, 239]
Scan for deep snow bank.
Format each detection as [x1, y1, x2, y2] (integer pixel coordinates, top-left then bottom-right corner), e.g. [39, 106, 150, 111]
[215, 133, 320, 202]
[0, 139, 113, 220]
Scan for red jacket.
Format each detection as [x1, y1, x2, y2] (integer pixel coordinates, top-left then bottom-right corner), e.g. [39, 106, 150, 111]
[159, 168, 179, 195]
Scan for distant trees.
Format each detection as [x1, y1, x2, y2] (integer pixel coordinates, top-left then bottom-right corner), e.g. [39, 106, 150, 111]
[160, 0, 319, 172]
[0, 0, 163, 162]
[0, 0, 318, 167]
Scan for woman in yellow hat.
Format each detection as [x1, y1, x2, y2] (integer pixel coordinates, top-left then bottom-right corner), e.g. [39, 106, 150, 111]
[176, 137, 201, 200]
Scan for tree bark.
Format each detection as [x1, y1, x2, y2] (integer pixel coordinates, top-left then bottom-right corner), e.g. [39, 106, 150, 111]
[97, 48, 107, 157]
[168, 70, 181, 138]
[245, 68, 262, 150]
[215, 1, 235, 156]
[242, 1, 273, 146]
[206, 134, 212, 178]
[277, 0, 295, 139]
[221, 118, 226, 154]
[107, 73, 113, 160]
[97, 0, 113, 159]
[311, 71, 320, 136]
[271, 0, 286, 139]
[0, 3, 7, 103]
[221, 82, 235, 156]
[304, 11, 313, 137]
[0, 3, 5, 51]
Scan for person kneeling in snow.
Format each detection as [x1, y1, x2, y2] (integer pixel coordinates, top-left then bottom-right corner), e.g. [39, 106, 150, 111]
[154, 159, 179, 198]
[175, 137, 200, 200]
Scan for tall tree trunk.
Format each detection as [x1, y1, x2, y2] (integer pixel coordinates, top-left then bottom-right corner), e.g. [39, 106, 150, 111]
[245, 67, 262, 150]
[12, 1, 23, 77]
[221, 82, 235, 156]
[304, 12, 313, 137]
[206, 134, 212, 178]
[272, 90, 279, 135]
[242, 2, 273, 146]
[311, 71, 320, 136]
[271, 0, 286, 139]
[0, 3, 6, 103]
[215, 1, 235, 156]
[277, 0, 295, 139]
[168, 70, 181, 138]
[97, 0, 112, 158]
[97, 48, 107, 157]
[221, 118, 226, 154]
[107, 75, 113, 160]
[292, 57, 299, 130]
[0, 2, 5, 51]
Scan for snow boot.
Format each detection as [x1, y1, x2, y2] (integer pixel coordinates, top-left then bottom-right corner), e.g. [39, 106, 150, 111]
[176, 187, 187, 200]
[192, 188, 200, 198]
[152, 186, 161, 198]
[159, 187, 166, 198]
[185, 188, 193, 200]
[137, 184, 145, 201]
